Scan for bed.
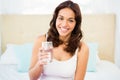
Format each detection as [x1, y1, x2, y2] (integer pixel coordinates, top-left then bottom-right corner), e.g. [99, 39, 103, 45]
[0, 60, 120, 80]
[0, 64, 29, 80]
[0, 14, 120, 80]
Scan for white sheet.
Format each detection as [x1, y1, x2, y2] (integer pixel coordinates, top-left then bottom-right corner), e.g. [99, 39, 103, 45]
[0, 60, 120, 80]
[85, 60, 120, 80]
[0, 64, 29, 80]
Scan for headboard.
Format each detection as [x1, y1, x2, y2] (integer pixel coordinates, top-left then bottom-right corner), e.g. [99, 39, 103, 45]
[1, 14, 115, 62]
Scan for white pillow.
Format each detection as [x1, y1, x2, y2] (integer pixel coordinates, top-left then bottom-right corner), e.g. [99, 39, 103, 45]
[0, 44, 18, 64]
[96, 53, 101, 63]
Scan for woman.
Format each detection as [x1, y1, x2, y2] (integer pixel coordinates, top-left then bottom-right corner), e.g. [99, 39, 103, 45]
[29, 0, 89, 80]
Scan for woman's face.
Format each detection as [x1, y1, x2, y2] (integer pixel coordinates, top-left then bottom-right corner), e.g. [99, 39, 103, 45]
[56, 8, 76, 38]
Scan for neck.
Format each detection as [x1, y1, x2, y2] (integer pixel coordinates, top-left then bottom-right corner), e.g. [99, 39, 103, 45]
[59, 34, 71, 43]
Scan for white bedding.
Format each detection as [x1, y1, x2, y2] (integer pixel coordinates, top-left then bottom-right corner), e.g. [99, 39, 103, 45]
[85, 60, 120, 80]
[0, 64, 29, 80]
[0, 60, 120, 80]
[0, 43, 119, 80]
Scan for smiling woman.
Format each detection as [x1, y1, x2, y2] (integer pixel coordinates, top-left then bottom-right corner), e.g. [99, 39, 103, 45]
[29, 1, 89, 80]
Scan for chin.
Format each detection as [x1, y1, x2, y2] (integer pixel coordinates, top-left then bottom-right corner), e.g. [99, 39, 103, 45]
[59, 32, 69, 37]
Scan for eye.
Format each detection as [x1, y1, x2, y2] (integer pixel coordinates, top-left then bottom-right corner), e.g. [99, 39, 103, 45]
[69, 19, 75, 22]
[58, 17, 63, 20]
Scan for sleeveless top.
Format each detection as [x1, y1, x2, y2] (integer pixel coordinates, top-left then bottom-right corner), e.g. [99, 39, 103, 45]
[39, 34, 78, 80]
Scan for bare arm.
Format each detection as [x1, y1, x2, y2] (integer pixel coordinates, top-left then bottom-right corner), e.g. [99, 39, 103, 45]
[29, 35, 45, 80]
[74, 42, 89, 80]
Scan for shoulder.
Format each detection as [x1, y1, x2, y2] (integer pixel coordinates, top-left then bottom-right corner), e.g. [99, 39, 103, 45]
[77, 41, 89, 59]
[79, 41, 89, 52]
[36, 34, 46, 41]
[36, 34, 46, 42]
[33, 34, 46, 47]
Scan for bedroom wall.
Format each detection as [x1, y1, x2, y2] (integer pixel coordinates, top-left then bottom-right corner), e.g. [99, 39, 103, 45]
[1, 14, 115, 62]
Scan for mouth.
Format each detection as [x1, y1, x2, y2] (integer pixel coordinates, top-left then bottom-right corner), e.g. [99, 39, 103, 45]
[59, 27, 69, 33]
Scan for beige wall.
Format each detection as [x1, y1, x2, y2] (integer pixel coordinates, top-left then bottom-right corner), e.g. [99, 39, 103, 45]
[1, 14, 115, 62]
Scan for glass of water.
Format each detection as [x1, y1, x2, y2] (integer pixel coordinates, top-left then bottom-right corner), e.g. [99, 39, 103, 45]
[42, 41, 53, 63]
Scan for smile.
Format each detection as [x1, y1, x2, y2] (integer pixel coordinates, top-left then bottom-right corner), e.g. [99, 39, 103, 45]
[59, 27, 69, 33]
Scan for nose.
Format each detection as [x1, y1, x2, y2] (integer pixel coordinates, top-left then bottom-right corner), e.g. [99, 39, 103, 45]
[62, 20, 68, 27]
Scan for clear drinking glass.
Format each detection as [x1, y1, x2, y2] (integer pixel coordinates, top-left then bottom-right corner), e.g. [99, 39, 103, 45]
[42, 41, 53, 63]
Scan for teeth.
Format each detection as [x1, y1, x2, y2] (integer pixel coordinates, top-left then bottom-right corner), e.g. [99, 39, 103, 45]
[60, 27, 68, 32]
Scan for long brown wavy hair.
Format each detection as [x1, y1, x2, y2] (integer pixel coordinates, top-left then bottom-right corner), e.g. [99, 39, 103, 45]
[47, 0, 83, 55]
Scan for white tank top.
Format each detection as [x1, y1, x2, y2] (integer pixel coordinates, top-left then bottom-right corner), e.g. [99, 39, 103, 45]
[39, 33, 78, 80]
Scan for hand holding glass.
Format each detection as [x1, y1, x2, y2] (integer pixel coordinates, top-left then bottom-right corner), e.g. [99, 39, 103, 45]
[41, 41, 53, 63]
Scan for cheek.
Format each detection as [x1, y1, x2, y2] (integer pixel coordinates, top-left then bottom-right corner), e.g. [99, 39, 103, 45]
[56, 20, 62, 30]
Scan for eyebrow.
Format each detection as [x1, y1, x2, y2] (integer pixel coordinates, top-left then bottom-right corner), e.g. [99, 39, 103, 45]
[58, 15, 75, 20]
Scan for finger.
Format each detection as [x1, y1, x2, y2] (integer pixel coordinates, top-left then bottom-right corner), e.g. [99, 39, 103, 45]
[39, 55, 49, 61]
[38, 59, 47, 65]
[38, 52, 49, 57]
[39, 47, 43, 52]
